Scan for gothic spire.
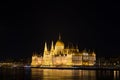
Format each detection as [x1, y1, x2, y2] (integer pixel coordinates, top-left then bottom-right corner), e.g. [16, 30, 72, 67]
[44, 42, 47, 51]
[59, 33, 61, 40]
[51, 41, 54, 51]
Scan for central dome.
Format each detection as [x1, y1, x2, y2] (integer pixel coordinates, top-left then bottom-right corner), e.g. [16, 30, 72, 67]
[55, 34, 65, 51]
[55, 40, 64, 46]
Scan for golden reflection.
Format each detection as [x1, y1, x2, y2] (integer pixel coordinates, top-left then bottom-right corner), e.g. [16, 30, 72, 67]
[114, 70, 119, 80]
[31, 68, 96, 80]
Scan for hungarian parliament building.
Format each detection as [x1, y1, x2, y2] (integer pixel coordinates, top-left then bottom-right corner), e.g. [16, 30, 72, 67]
[31, 36, 96, 67]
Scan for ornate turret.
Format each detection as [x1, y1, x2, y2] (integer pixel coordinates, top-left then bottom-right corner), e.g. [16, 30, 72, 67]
[51, 41, 54, 51]
[92, 50, 96, 56]
[50, 41, 54, 55]
[44, 42, 47, 52]
[43, 42, 48, 55]
[59, 33, 61, 40]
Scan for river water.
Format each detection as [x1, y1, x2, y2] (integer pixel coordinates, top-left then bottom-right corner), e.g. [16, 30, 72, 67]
[0, 68, 119, 80]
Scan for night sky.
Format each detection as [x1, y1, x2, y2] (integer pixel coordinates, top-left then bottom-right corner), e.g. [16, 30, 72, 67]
[0, 1, 120, 60]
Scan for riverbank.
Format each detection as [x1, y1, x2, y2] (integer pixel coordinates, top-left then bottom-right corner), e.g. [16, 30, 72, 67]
[31, 66, 120, 70]
[0, 65, 120, 70]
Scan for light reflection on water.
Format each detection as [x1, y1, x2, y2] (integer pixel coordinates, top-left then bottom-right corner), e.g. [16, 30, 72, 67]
[31, 68, 120, 80]
[114, 70, 120, 80]
[0, 68, 120, 80]
[31, 69, 96, 80]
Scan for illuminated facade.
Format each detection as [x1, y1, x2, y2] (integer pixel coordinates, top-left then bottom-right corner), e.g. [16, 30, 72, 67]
[31, 35, 96, 67]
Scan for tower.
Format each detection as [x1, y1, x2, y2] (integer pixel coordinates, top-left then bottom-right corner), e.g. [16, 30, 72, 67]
[43, 42, 48, 56]
[51, 41, 54, 51]
[43, 42, 52, 65]
[50, 41, 54, 55]
[59, 33, 61, 40]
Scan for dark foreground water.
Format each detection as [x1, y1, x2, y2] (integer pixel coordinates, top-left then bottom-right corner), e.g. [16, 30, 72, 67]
[0, 68, 120, 80]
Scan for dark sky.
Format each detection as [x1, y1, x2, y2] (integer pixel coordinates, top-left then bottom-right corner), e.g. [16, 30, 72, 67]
[0, 1, 120, 59]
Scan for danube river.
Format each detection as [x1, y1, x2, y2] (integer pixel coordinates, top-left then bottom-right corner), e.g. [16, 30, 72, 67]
[0, 68, 120, 80]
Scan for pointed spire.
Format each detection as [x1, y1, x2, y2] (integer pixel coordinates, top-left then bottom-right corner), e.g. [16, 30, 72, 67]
[76, 45, 79, 52]
[92, 49, 96, 56]
[51, 41, 54, 51]
[59, 33, 61, 40]
[44, 42, 47, 51]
